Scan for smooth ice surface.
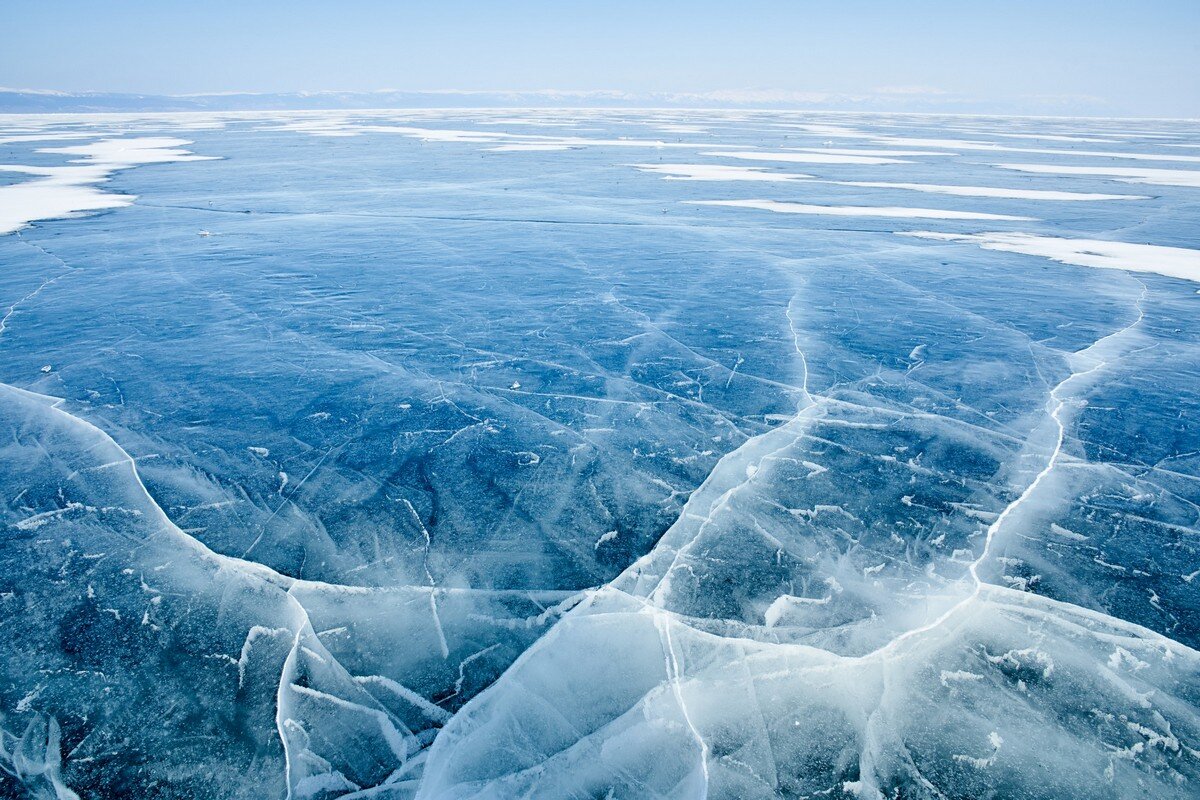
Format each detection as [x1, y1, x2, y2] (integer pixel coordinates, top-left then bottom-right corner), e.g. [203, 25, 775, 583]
[1, 109, 1199, 800]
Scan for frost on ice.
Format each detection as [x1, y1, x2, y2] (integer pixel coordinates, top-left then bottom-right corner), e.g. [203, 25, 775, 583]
[1, 109, 1199, 799]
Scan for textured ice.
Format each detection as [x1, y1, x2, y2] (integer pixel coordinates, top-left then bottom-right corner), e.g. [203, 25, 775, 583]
[1, 109, 1199, 800]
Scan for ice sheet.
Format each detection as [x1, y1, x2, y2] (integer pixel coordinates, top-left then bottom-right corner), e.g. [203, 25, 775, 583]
[1, 108, 1198, 800]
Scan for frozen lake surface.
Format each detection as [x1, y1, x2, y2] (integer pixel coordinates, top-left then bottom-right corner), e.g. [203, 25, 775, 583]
[1, 109, 1199, 799]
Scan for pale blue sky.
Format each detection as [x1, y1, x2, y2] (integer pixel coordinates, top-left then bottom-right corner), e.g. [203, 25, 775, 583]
[3, 0, 1198, 116]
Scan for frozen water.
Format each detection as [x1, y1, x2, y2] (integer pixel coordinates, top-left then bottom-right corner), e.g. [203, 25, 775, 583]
[1, 109, 1198, 799]
[685, 199, 1033, 220]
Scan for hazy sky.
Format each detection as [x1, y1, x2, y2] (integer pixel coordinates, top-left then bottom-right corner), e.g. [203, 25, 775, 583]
[3, 0, 1198, 116]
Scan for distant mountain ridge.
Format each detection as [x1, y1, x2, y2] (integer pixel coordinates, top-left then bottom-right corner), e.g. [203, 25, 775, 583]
[0, 89, 651, 113]
[0, 88, 1129, 115]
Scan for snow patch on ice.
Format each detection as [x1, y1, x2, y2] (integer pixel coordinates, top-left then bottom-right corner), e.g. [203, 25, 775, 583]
[996, 163, 1200, 189]
[688, 199, 1033, 221]
[630, 163, 811, 181]
[0, 137, 216, 235]
[903, 231, 1200, 284]
[835, 180, 1147, 201]
[702, 150, 910, 166]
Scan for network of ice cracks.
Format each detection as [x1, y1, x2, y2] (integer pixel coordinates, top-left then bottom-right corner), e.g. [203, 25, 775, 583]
[1, 108, 1200, 799]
